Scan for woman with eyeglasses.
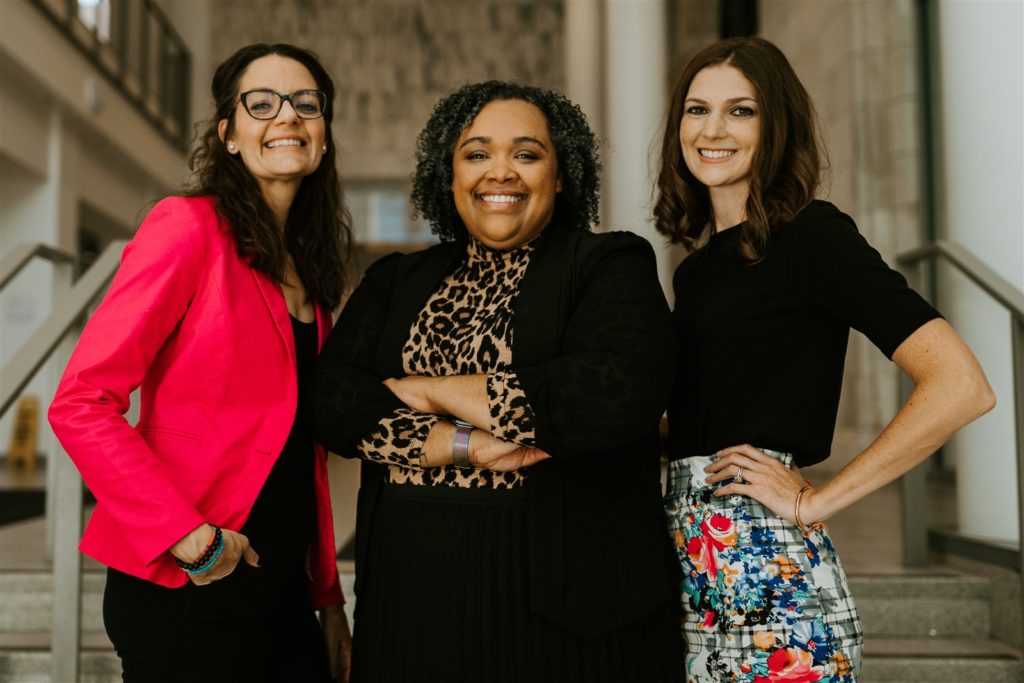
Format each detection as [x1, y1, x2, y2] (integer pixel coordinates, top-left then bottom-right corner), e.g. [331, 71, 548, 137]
[49, 44, 352, 682]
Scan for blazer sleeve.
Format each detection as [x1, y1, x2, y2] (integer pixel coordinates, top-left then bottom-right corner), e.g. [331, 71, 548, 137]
[48, 197, 209, 566]
[305, 253, 412, 456]
[513, 232, 676, 457]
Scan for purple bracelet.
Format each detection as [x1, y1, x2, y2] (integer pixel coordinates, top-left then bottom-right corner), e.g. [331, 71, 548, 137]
[451, 420, 473, 468]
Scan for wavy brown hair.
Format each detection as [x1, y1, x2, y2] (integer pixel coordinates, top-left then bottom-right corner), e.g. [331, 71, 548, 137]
[654, 37, 825, 260]
[185, 43, 351, 309]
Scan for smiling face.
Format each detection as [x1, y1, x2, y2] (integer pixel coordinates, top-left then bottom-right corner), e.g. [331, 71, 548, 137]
[679, 64, 760, 210]
[451, 99, 562, 250]
[218, 54, 326, 201]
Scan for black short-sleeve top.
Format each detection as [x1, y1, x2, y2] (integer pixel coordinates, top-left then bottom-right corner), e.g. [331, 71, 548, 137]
[667, 200, 941, 467]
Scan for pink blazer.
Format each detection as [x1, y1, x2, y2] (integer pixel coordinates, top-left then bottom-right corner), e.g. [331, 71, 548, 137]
[49, 196, 343, 607]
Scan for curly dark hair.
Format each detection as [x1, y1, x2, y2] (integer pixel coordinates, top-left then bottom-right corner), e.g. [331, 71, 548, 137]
[185, 43, 352, 309]
[411, 81, 600, 241]
[654, 37, 825, 260]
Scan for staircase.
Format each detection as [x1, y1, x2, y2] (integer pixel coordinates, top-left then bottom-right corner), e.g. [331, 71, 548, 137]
[0, 554, 357, 683]
[0, 569, 114, 683]
[0, 563, 1019, 682]
[854, 573, 1023, 682]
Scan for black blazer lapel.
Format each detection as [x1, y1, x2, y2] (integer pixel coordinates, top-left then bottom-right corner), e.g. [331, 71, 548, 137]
[512, 228, 578, 629]
[375, 242, 464, 377]
[512, 228, 573, 367]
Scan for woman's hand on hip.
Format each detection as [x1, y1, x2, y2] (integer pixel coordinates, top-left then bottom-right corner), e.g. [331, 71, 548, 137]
[704, 444, 815, 525]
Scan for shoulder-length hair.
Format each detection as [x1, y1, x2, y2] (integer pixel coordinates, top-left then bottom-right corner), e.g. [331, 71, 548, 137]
[185, 43, 351, 309]
[411, 80, 601, 241]
[654, 37, 824, 260]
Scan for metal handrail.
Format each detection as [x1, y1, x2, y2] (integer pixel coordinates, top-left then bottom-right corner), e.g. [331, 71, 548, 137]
[0, 242, 125, 416]
[0, 239, 126, 683]
[0, 242, 75, 291]
[897, 241, 1024, 322]
[896, 238, 1024, 637]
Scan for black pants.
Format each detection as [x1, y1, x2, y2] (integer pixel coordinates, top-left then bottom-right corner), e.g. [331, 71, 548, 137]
[103, 566, 330, 683]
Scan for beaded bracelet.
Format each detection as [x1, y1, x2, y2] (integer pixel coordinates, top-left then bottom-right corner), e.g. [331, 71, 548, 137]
[185, 534, 225, 575]
[196, 527, 218, 558]
[175, 526, 223, 572]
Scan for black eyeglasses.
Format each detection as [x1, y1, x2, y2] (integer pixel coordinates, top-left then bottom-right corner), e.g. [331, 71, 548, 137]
[239, 89, 327, 120]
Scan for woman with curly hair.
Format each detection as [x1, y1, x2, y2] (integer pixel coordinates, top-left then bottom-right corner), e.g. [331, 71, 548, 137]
[655, 37, 994, 681]
[49, 44, 352, 681]
[307, 81, 686, 682]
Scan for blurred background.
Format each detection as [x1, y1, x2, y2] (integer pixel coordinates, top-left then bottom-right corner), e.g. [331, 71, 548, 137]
[0, 0, 1022, 680]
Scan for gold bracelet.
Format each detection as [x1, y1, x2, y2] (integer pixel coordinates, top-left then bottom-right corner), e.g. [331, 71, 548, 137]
[794, 484, 820, 534]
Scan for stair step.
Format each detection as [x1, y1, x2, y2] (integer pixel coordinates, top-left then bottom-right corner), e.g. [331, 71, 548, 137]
[0, 568, 357, 634]
[849, 574, 991, 638]
[0, 631, 112, 651]
[861, 637, 1023, 682]
[1, 640, 1020, 683]
[0, 651, 120, 683]
[0, 571, 106, 634]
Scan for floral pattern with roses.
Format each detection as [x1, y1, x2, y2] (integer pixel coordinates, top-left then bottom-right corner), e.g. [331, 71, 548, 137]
[667, 454, 862, 683]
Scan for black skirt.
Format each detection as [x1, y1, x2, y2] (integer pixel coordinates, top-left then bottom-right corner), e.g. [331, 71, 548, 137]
[351, 482, 685, 683]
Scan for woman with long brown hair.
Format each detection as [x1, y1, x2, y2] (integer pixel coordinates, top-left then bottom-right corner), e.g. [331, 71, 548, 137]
[656, 37, 994, 682]
[49, 43, 352, 681]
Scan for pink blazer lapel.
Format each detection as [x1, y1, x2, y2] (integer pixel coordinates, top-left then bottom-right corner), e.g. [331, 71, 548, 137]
[250, 269, 295, 362]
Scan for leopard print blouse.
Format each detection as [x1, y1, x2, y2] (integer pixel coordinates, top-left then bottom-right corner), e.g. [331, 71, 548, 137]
[356, 238, 539, 488]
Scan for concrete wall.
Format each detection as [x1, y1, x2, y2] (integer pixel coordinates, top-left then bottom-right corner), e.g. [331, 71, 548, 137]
[760, 0, 925, 462]
[209, 0, 565, 181]
[934, 0, 1023, 544]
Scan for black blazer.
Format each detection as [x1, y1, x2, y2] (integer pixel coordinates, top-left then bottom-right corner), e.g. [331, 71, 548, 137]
[306, 227, 680, 638]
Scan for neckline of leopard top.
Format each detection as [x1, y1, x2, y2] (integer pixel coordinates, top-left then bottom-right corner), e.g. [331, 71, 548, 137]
[464, 235, 538, 267]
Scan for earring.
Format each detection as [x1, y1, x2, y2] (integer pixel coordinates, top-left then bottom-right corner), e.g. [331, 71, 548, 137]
[322, 144, 327, 153]
[227, 142, 236, 152]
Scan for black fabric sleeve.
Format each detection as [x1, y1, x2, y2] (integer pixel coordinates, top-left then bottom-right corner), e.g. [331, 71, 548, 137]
[794, 208, 942, 359]
[305, 253, 409, 457]
[513, 233, 676, 457]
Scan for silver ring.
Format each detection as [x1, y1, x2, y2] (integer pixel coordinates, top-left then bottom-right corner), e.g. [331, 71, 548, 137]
[734, 466, 744, 484]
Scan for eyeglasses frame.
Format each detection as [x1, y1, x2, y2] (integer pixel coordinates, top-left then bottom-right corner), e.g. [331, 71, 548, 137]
[238, 89, 328, 120]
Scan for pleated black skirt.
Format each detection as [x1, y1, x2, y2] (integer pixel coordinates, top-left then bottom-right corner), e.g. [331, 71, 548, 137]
[351, 482, 685, 683]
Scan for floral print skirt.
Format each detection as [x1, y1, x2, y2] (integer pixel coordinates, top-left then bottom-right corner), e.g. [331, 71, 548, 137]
[665, 452, 863, 683]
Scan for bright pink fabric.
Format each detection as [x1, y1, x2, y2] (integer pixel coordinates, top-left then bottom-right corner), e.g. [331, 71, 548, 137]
[48, 196, 343, 607]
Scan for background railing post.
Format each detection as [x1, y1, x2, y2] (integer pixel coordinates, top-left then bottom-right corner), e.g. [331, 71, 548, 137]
[900, 257, 931, 566]
[45, 257, 75, 563]
[50, 442, 83, 683]
[1011, 317, 1024, 635]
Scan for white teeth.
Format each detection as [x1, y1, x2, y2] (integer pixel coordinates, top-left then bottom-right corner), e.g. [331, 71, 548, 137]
[480, 194, 523, 203]
[266, 139, 304, 148]
[700, 149, 734, 159]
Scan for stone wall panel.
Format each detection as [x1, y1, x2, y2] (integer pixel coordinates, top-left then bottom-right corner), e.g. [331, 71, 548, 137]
[210, 0, 565, 179]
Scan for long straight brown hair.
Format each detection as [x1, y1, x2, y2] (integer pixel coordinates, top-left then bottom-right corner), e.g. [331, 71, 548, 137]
[186, 43, 351, 310]
[654, 37, 825, 259]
